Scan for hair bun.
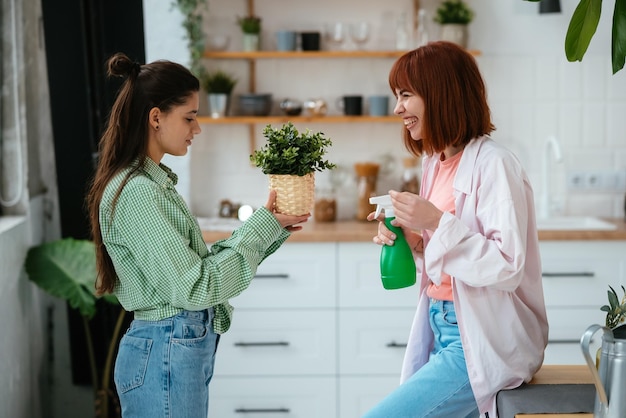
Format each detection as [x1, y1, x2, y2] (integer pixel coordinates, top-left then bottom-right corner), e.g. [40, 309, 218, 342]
[107, 52, 141, 78]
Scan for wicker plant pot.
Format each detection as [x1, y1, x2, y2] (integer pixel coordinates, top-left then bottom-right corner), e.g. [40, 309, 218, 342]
[269, 173, 315, 216]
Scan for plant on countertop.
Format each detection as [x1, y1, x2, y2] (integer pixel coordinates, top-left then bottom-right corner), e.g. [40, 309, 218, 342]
[250, 122, 336, 176]
[434, 0, 474, 24]
[601, 285, 626, 338]
[237, 15, 262, 34]
[25, 238, 126, 418]
[200, 70, 237, 94]
[525, 0, 626, 74]
[171, 0, 209, 79]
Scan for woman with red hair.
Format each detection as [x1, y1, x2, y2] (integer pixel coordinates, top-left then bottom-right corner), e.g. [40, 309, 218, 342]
[364, 41, 548, 418]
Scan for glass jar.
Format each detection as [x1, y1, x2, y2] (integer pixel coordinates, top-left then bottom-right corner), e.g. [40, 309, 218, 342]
[354, 162, 380, 221]
[314, 188, 337, 222]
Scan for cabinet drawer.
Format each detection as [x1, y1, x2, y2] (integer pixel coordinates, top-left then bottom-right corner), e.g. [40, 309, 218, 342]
[543, 307, 605, 365]
[231, 243, 336, 309]
[339, 376, 400, 418]
[540, 242, 626, 308]
[214, 310, 336, 376]
[339, 309, 414, 375]
[209, 377, 337, 418]
[338, 243, 418, 308]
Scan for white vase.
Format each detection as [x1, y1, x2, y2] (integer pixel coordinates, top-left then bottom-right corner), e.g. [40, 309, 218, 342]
[207, 93, 229, 118]
[440, 24, 468, 48]
[242, 33, 260, 51]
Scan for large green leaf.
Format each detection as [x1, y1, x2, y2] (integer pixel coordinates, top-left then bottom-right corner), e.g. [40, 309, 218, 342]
[612, 0, 626, 73]
[565, 0, 602, 62]
[25, 238, 105, 319]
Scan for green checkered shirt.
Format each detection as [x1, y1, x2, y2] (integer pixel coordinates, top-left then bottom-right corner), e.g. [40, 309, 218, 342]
[100, 158, 289, 333]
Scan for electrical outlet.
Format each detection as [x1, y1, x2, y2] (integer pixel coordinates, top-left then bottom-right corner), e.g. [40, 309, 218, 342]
[585, 171, 604, 189]
[566, 171, 587, 190]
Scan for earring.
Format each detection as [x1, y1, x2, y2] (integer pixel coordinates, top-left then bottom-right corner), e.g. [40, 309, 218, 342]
[155, 125, 159, 130]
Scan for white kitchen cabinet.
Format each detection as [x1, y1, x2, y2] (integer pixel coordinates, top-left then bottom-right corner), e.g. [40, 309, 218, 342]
[209, 377, 337, 418]
[209, 240, 626, 416]
[209, 242, 414, 418]
[540, 241, 626, 365]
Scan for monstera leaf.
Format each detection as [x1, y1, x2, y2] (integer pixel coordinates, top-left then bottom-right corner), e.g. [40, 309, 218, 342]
[25, 238, 118, 318]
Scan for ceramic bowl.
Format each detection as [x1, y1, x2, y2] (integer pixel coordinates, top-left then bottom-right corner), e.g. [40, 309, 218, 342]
[280, 98, 303, 116]
[206, 34, 230, 51]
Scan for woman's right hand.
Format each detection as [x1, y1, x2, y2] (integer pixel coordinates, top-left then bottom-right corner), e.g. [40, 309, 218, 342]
[366, 208, 424, 255]
[265, 190, 310, 232]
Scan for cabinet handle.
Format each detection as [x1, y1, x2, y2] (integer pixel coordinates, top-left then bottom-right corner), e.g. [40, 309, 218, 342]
[386, 341, 408, 348]
[542, 272, 595, 277]
[233, 341, 290, 347]
[235, 408, 290, 414]
[549, 339, 596, 344]
[254, 273, 289, 279]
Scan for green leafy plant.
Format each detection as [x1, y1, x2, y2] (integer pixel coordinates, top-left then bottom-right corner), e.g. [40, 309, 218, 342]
[526, 0, 626, 74]
[200, 70, 237, 94]
[171, 0, 209, 79]
[601, 285, 626, 329]
[237, 15, 262, 34]
[250, 122, 336, 176]
[434, 0, 474, 24]
[25, 238, 126, 418]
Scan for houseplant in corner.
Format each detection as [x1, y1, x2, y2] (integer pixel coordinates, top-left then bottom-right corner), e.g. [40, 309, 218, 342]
[25, 238, 126, 418]
[433, 0, 474, 48]
[250, 122, 336, 215]
[237, 14, 262, 51]
[200, 69, 237, 118]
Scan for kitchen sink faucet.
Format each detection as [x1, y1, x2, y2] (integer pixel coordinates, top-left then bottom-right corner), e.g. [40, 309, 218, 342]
[540, 135, 563, 219]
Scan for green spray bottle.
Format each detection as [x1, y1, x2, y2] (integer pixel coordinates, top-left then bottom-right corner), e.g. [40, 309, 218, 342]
[369, 194, 417, 290]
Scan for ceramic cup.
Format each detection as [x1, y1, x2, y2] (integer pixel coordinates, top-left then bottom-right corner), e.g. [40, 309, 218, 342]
[337, 95, 363, 115]
[276, 30, 297, 51]
[368, 95, 390, 116]
[301, 31, 321, 51]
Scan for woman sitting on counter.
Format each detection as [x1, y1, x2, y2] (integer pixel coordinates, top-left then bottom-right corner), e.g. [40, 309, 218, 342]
[364, 41, 549, 418]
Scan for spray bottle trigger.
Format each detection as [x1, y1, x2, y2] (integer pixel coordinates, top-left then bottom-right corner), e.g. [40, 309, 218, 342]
[374, 205, 383, 218]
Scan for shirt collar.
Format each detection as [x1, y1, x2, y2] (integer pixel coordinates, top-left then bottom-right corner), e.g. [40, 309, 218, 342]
[138, 157, 178, 189]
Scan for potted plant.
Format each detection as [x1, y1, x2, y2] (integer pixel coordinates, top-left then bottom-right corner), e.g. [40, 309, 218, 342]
[237, 15, 262, 51]
[601, 285, 626, 339]
[250, 122, 336, 215]
[25, 238, 126, 418]
[200, 70, 237, 118]
[433, 0, 474, 48]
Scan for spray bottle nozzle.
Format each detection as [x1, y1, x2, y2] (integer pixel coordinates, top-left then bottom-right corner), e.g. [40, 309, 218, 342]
[369, 194, 394, 218]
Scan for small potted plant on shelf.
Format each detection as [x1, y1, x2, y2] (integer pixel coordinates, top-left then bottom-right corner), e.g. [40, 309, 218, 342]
[200, 69, 238, 118]
[433, 0, 474, 48]
[237, 15, 262, 51]
[250, 122, 336, 215]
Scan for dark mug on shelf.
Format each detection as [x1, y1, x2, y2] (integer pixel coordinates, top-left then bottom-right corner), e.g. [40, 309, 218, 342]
[337, 95, 363, 116]
[300, 31, 321, 51]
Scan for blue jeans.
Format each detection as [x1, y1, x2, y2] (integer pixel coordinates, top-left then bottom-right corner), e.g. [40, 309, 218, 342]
[362, 300, 480, 418]
[114, 309, 219, 418]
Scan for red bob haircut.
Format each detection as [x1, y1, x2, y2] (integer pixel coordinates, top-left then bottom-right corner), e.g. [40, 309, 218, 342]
[388, 41, 495, 157]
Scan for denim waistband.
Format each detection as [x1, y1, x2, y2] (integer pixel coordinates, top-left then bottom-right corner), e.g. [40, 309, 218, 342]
[176, 308, 212, 321]
[429, 297, 454, 306]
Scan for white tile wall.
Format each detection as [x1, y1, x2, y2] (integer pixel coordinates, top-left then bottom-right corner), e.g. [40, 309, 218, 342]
[144, 0, 626, 219]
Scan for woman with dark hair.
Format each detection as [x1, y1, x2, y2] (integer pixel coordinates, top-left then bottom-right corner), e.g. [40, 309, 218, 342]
[364, 41, 548, 418]
[86, 52, 309, 417]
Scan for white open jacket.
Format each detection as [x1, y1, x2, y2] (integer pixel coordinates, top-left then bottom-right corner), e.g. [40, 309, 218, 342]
[400, 136, 549, 417]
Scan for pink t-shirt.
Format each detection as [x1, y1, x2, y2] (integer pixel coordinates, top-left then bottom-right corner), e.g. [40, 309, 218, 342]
[425, 150, 463, 301]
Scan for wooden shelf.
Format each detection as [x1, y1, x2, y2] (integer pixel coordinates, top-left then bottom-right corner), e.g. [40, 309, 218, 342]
[203, 49, 480, 60]
[197, 115, 401, 124]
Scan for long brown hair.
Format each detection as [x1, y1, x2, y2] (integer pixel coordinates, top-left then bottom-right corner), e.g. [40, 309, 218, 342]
[388, 41, 495, 156]
[86, 52, 199, 294]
